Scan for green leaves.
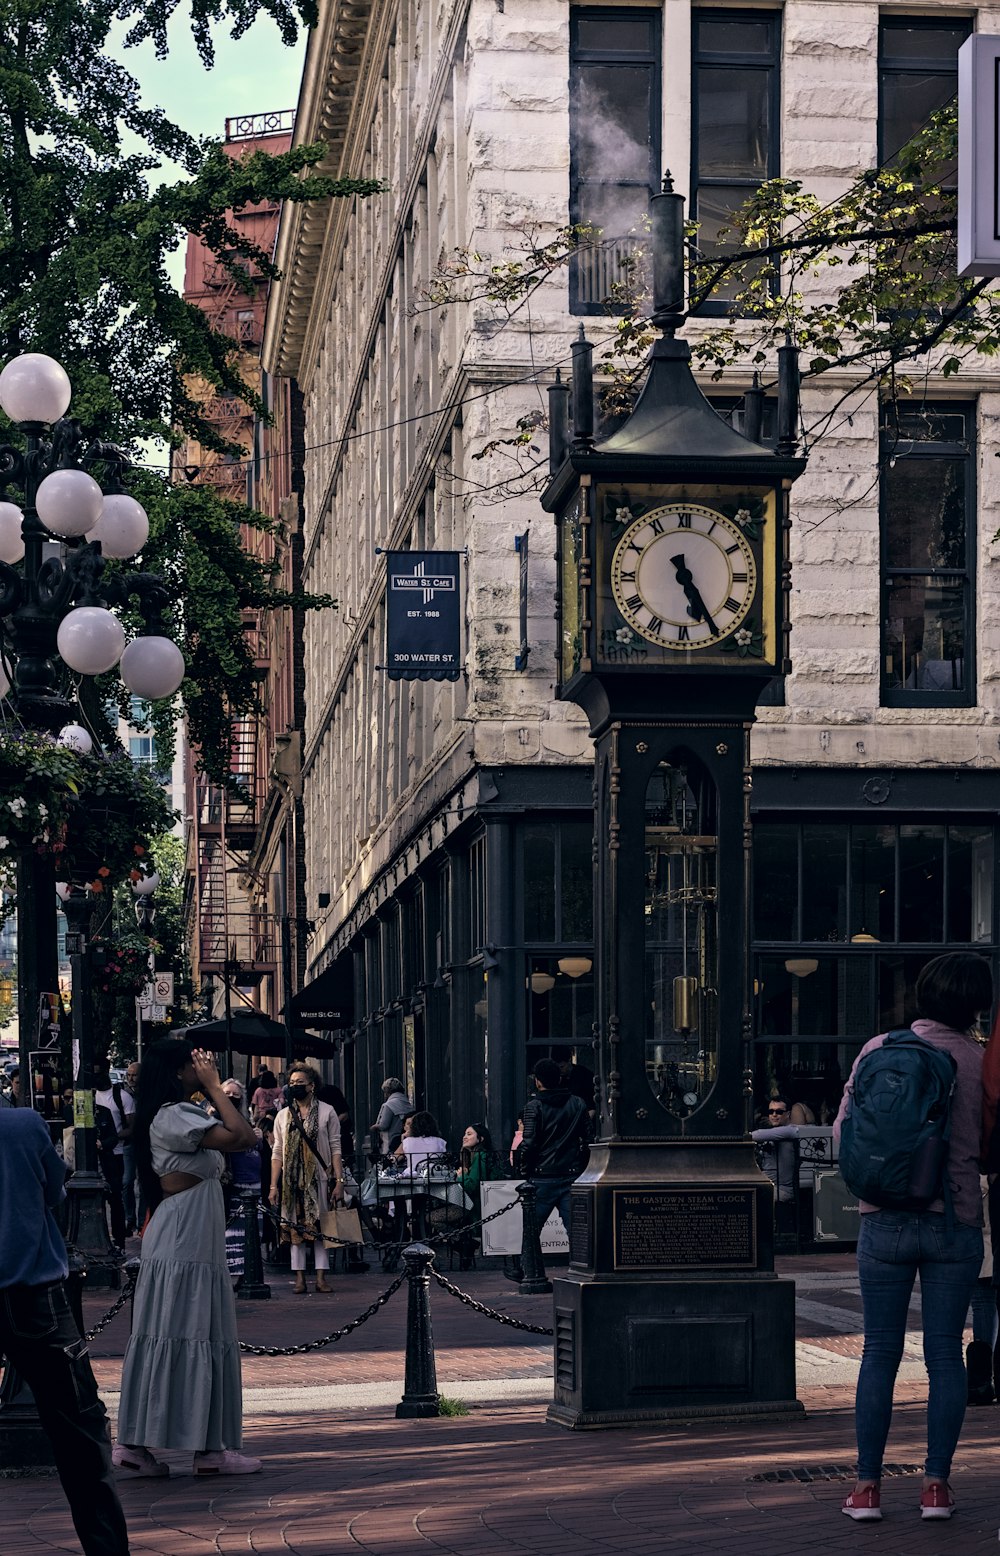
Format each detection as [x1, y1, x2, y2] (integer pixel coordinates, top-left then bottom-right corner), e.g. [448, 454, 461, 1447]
[0, 0, 376, 781]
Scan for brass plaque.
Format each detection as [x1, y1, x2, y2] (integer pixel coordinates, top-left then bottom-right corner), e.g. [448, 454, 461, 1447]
[612, 1188, 756, 1271]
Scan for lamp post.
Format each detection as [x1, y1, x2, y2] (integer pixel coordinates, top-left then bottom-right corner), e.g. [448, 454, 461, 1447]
[0, 352, 185, 1099]
[0, 353, 184, 1466]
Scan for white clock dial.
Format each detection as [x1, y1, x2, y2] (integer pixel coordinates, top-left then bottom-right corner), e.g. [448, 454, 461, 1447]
[610, 503, 757, 649]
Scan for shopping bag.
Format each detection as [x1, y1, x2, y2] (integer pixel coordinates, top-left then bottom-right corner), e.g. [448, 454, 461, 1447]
[320, 1206, 364, 1246]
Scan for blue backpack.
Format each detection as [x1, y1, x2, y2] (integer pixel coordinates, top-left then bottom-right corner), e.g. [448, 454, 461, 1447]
[838, 1030, 957, 1211]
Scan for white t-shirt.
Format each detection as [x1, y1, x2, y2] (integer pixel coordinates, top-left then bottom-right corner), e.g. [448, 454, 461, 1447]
[95, 1085, 135, 1158]
[399, 1135, 449, 1172]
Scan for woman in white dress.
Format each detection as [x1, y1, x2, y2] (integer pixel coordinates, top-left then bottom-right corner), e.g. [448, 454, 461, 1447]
[269, 1064, 343, 1294]
[112, 1040, 261, 1478]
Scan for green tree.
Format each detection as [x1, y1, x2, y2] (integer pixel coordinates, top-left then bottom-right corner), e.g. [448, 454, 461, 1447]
[426, 106, 985, 485]
[0, 0, 378, 778]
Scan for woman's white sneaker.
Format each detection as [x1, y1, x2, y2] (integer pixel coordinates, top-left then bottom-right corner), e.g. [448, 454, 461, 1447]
[193, 1449, 262, 1476]
[112, 1444, 169, 1477]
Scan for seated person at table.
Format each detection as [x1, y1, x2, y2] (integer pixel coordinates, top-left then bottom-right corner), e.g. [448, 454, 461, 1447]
[456, 1122, 498, 1217]
[394, 1111, 448, 1171]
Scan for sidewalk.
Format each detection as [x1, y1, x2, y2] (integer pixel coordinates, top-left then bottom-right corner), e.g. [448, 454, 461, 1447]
[8, 1251, 1000, 1555]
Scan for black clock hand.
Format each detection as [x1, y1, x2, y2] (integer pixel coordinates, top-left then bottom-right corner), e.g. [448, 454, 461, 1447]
[670, 554, 719, 636]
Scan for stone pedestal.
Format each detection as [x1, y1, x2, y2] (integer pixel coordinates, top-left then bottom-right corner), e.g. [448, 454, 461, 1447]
[547, 1141, 801, 1429]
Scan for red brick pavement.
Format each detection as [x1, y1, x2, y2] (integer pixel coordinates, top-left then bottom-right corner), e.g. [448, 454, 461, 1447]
[10, 1402, 1000, 1555]
[10, 1250, 1000, 1555]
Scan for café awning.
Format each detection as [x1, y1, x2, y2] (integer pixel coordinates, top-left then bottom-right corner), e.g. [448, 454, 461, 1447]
[289, 959, 353, 1030]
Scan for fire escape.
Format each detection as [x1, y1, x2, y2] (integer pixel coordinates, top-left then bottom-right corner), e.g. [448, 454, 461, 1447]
[180, 123, 291, 1024]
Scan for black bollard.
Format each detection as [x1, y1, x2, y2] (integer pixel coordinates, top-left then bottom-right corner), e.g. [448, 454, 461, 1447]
[395, 1242, 440, 1418]
[517, 1181, 553, 1296]
[237, 1187, 271, 1300]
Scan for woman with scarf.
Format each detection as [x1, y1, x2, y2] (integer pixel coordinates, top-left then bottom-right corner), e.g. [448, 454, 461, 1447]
[269, 1064, 343, 1294]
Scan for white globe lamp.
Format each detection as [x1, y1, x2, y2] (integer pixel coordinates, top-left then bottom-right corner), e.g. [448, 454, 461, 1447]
[132, 871, 160, 896]
[56, 606, 125, 674]
[0, 501, 24, 563]
[89, 493, 149, 559]
[0, 354, 72, 426]
[120, 636, 185, 700]
[57, 722, 93, 754]
[55, 881, 72, 902]
[36, 469, 103, 539]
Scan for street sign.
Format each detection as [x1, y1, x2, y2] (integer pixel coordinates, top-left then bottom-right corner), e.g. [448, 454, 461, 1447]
[153, 972, 174, 1004]
[958, 35, 1000, 276]
[138, 983, 155, 1011]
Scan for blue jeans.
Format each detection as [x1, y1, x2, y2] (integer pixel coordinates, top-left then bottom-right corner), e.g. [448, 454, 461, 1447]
[856, 1210, 982, 1481]
[531, 1175, 575, 1238]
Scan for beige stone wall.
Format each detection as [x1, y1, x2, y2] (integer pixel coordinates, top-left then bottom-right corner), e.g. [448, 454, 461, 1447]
[281, 0, 1000, 952]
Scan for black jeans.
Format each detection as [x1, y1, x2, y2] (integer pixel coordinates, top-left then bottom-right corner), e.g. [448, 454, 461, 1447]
[100, 1153, 127, 1246]
[0, 1280, 130, 1555]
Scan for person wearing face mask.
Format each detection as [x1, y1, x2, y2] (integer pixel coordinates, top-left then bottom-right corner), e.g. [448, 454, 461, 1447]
[269, 1066, 343, 1294]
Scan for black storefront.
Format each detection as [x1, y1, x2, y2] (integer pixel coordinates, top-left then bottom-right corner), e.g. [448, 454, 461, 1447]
[304, 761, 997, 1160]
[302, 766, 595, 1156]
[750, 765, 998, 1120]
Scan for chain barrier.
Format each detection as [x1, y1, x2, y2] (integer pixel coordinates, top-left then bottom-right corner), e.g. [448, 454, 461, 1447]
[237, 1270, 407, 1355]
[258, 1187, 518, 1251]
[429, 1267, 554, 1336]
[84, 1272, 137, 1341]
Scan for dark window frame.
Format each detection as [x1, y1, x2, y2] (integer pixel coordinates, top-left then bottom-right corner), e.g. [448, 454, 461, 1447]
[691, 7, 781, 317]
[879, 401, 976, 709]
[568, 5, 662, 317]
[877, 14, 971, 167]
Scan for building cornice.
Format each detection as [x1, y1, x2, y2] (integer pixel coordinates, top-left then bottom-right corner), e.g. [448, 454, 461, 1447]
[262, 0, 380, 379]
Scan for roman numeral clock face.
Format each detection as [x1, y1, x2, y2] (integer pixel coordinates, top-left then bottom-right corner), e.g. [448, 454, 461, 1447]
[610, 503, 757, 650]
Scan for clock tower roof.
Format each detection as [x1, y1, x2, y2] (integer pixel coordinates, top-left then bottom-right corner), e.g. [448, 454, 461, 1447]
[594, 335, 770, 464]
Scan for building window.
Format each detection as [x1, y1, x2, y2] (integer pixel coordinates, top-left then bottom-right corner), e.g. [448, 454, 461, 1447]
[880, 403, 975, 707]
[569, 6, 661, 315]
[469, 834, 486, 957]
[520, 819, 594, 943]
[691, 9, 780, 312]
[752, 816, 997, 1117]
[878, 16, 969, 165]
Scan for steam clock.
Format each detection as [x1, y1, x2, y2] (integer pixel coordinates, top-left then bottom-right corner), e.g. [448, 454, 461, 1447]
[541, 179, 807, 1427]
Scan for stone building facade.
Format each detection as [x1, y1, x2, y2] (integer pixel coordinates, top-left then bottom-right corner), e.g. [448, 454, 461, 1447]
[263, 0, 1000, 1148]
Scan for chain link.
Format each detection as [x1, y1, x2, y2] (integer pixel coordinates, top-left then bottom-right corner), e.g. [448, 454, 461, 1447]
[84, 1273, 137, 1341]
[237, 1271, 406, 1355]
[429, 1267, 554, 1336]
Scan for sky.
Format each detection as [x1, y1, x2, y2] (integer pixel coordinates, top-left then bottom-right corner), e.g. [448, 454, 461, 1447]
[112, 14, 307, 285]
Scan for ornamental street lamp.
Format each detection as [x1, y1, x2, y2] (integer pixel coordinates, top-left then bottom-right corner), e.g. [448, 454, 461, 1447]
[0, 353, 184, 1466]
[0, 352, 185, 1104]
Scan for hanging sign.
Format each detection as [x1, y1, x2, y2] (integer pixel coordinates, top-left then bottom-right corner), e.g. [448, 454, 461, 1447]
[385, 550, 461, 681]
[958, 35, 1000, 276]
[514, 532, 529, 671]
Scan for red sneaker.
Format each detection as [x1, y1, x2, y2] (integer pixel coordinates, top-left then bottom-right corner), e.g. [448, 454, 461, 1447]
[920, 1483, 955, 1520]
[842, 1485, 882, 1521]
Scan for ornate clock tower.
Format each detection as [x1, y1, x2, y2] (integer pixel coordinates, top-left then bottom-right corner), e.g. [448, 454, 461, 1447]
[541, 178, 807, 1428]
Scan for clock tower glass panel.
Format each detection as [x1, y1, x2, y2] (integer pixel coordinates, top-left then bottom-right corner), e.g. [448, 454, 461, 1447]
[644, 758, 719, 1118]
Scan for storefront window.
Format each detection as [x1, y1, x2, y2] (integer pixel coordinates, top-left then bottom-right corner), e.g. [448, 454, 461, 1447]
[523, 824, 556, 941]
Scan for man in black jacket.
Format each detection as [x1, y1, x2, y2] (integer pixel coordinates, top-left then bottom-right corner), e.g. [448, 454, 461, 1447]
[519, 1057, 592, 1236]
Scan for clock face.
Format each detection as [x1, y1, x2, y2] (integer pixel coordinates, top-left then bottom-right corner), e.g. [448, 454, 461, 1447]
[610, 503, 757, 649]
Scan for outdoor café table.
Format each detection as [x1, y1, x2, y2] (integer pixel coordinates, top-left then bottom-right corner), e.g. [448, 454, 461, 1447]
[364, 1168, 472, 1241]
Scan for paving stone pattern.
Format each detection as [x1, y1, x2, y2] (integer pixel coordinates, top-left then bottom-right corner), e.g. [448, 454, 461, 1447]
[9, 1252, 1000, 1555]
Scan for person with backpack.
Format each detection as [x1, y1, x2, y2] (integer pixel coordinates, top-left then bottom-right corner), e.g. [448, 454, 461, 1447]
[834, 952, 992, 1524]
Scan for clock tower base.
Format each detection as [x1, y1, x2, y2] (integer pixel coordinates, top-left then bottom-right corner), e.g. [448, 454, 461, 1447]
[546, 1141, 803, 1430]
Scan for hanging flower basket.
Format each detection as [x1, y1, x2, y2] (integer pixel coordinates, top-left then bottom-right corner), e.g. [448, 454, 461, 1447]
[0, 729, 174, 892]
[92, 931, 160, 997]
